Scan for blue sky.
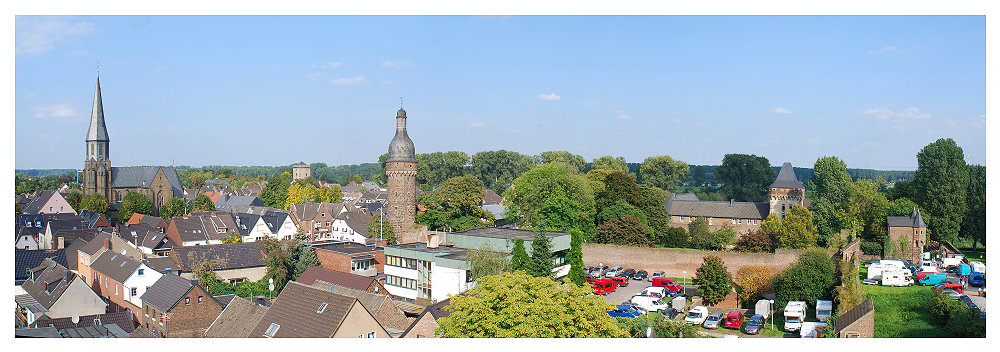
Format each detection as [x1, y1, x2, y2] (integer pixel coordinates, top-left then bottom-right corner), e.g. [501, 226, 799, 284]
[14, 15, 986, 170]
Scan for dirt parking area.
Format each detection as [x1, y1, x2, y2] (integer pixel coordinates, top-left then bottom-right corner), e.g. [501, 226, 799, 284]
[583, 244, 805, 279]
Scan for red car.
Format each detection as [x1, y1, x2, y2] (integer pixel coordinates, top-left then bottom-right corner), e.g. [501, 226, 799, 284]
[652, 277, 682, 292]
[723, 311, 743, 329]
[612, 276, 630, 287]
[593, 278, 616, 295]
[586, 274, 599, 284]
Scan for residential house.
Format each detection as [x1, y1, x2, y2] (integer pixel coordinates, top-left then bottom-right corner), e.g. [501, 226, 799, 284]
[38, 214, 86, 250]
[233, 184, 264, 197]
[119, 223, 175, 256]
[126, 213, 168, 230]
[482, 189, 502, 205]
[835, 298, 874, 338]
[164, 211, 238, 246]
[307, 280, 412, 335]
[248, 281, 390, 338]
[77, 232, 143, 286]
[49, 228, 101, 250]
[89, 249, 164, 321]
[402, 297, 452, 338]
[203, 296, 270, 338]
[144, 256, 182, 276]
[30, 311, 137, 333]
[215, 194, 264, 212]
[310, 241, 385, 278]
[886, 208, 928, 263]
[384, 227, 571, 305]
[22, 190, 77, 215]
[79, 209, 112, 231]
[480, 204, 509, 227]
[235, 212, 297, 242]
[15, 249, 67, 285]
[298, 266, 389, 295]
[168, 242, 267, 282]
[130, 325, 161, 338]
[139, 274, 224, 338]
[15, 214, 46, 250]
[289, 202, 352, 240]
[322, 211, 371, 244]
[20, 259, 107, 321]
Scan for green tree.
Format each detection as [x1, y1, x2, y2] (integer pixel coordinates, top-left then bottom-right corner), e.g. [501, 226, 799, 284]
[510, 238, 529, 272]
[260, 172, 292, 208]
[416, 151, 471, 186]
[159, 197, 187, 219]
[222, 233, 242, 244]
[774, 248, 835, 305]
[961, 164, 985, 249]
[538, 151, 586, 172]
[465, 242, 511, 281]
[705, 227, 738, 251]
[733, 229, 775, 253]
[595, 200, 648, 232]
[527, 231, 554, 278]
[565, 229, 586, 285]
[79, 193, 109, 216]
[635, 184, 672, 245]
[416, 175, 494, 231]
[119, 191, 154, 223]
[435, 272, 627, 337]
[687, 217, 711, 249]
[714, 154, 777, 202]
[834, 260, 862, 316]
[64, 192, 83, 213]
[590, 155, 629, 173]
[776, 204, 817, 249]
[810, 156, 853, 206]
[913, 138, 969, 244]
[193, 261, 223, 295]
[658, 226, 690, 248]
[293, 243, 319, 280]
[811, 197, 841, 246]
[693, 256, 733, 305]
[365, 214, 397, 244]
[595, 215, 651, 246]
[192, 193, 216, 211]
[844, 179, 890, 242]
[690, 165, 707, 186]
[469, 150, 536, 194]
[504, 162, 596, 237]
[639, 155, 690, 192]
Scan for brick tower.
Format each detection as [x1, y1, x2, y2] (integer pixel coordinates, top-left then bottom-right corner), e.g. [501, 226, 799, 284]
[385, 107, 417, 236]
[83, 74, 113, 201]
[768, 162, 805, 219]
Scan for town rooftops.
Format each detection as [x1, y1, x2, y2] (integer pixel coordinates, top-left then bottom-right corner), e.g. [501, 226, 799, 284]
[52, 228, 101, 247]
[204, 296, 270, 338]
[15, 249, 67, 284]
[402, 297, 452, 337]
[388, 242, 469, 261]
[248, 281, 362, 338]
[769, 162, 805, 189]
[31, 311, 136, 333]
[664, 194, 770, 220]
[60, 324, 131, 338]
[140, 274, 208, 312]
[887, 208, 927, 228]
[79, 209, 107, 228]
[297, 266, 379, 291]
[312, 241, 382, 255]
[20, 259, 76, 309]
[22, 190, 66, 214]
[170, 212, 238, 243]
[90, 250, 143, 283]
[168, 242, 264, 272]
[835, 298, 874, 335]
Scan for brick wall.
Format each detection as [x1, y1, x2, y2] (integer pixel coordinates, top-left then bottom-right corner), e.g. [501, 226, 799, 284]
[142, 285, 222, 338]
[386, 161, 417, 236]
[315, 249, 352, 273]
[670, 215, 762, 234]
[582, 244, 803, 278]
[839, 310, 874, 338]
[887, 226, 925, 262]
[402, 314, 438, 338]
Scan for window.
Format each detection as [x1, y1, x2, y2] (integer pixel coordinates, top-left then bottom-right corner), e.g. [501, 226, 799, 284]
[317, 302, 327, 313]
[49, 206, 53, 212]
[198, 296, 203, 303]
[185, 297, 190, 305]
[131, 287, 137, 296]
[359, 332, 376, 338]
[708, 217, 713, 225]
[138, 269, 144, 276]
[386, 275, 417, 290]
[732, 218, 737, 225]
[263, 323, 280, 337]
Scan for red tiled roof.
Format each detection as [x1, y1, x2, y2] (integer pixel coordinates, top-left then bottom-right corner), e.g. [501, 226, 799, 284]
[297, 266, 375, 291]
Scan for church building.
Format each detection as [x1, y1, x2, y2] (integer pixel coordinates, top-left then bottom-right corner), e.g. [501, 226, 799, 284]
[665, 162, 805, 233]
[81, 75, 183, 215]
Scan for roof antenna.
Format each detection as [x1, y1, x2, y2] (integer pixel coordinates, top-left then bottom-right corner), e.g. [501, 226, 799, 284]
[399, 96, 403, 109]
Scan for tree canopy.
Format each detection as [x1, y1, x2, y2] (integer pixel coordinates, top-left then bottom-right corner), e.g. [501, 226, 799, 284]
[714, 154, 777, 202]
[693, 256, 733, 305]
[416, 151, 470, 187]
[119, 191, 153, 223]
[469, 150, 537, 194]
[79, 193, 109, 216]
[639, 155, 690, 193]
[192, 193, 216, 212]
[259, 172, 292, 208]
[365, 214, 396, 244]
[435, 272, 627, 337]
[590, 155, 630, 173]
[527, 231, 555, 278]
[913, 138, 969, 244]
[465, 242, 511, 281]
[538, 151, 586, 173]
[510, 238, 529, 272]
[504, 162, 596, 236]
[565, 229, 586, 285]
[159, 197, 187, 219]
[961, 164, 985, 249]
[416, 175, 493, 231]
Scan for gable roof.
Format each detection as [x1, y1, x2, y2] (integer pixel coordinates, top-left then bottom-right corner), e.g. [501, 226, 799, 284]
[248, 281, 361, 338]
[664, 194, 770, 220]
[15, 213, 47, 236]
[215, 195, 264, 211]
[769, 162, 805, 189]
[170, 212, 238, 243]
[297, 266, 377, 291]
[130, 325, 161, 338]
[204, 296, 270, 338]
[79, 210, 107, 228]
[835, 298, 874, 334]
[309, 280, 408, 331]
[44, 214, 86, 233]
[110, 166, 183, 197]
[15, 249, 67, 284]
[22, 190, 63, 214]
[62, 238, 89, 271]
[402, 297, 452, 337]
[90, 250, 143, 283]
[338, 211, 371, 236]
[888, 208, 927, 229]
[79, 232, 137, 258]
[20, 259, 78, 309]
[51, 228, 100, 248]
[139, 274, 201, 312]
[235, 213, 262, 237]
[144, 256, 179, 273]
[482, 189, 503, 205]
[31, 311, 136, 333]
[168, 242, 264, 272]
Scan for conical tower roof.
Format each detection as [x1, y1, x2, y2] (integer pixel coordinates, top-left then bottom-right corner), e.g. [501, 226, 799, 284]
[912, 208, 926, 228]
[769, 162, 804, 189]
[86, 76, 109, 142]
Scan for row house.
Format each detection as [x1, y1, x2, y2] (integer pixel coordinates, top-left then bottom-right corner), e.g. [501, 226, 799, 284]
[402, 297, 452, 338]
[305, 279, 411, 336]
[165, 212, 238, 246]
[248, 281, 389, 338]
[77, 233, 143, 285]
[234, 212, 297, 242]
[15, 214, 45, 250]
[214, 194, 264, 212]
[35, 214, 86, 250]
[18, 259, 107, 323]
[22, 190, 77, 215]
[125, 213, 169, 230]
[29, 311, 136, 333]
[119, 223, 175, 256]
[79, 209, 112, 231]
[139, 273, 223, 338]
[314, 211, 370, 243]
[203, 296, 270, 338]
[88, 248, 164, 321]
[14, 248, 67, 285]
[298, 266, 389, 295]
[168, 242, 267, 283]
[289, 202, 352, 240]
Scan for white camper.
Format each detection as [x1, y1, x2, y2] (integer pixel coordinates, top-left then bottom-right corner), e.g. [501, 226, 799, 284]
[670, 295, 686, 313]
[815, 300, 833, 322]
[881, 270, 914, 287]
[783, 301, 807, 332]
[971, 262, 986, 274]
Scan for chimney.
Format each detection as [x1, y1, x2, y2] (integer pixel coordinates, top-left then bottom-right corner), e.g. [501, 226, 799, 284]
[729, 199, 735, 207]
[57, 237, 65, 249]
[103, 237, 110, 250]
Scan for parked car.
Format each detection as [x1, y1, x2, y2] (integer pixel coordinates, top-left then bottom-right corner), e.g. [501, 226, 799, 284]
[652, 277, 683, 292]
[630, 295, 669, 313]
[612, 276, 630, 287]
[633, 270, 648, 281]
[958, 295, 979, 310]
[744, 314, 765, 335]
[592, 278, 616, 295]
[723, 311, 743, 329]
[608, 303, 646, 318]
[935, 283, 964, 294]
[649, 271, 664, 282]
[639, 286, 669, 298]
[622, 269, 636, 278]
[940, 289, 963, 299]
[969, 272, 986, 287]
[660, 307, 681, 319]
[703, 312, 724, 329]
[606, 266, 623, 278]
[684, 306, 709, 325]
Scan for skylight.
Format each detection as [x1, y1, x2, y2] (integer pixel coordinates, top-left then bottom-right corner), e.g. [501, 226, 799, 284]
[317, 302, 327, 313]
[263, 323, 280, 337]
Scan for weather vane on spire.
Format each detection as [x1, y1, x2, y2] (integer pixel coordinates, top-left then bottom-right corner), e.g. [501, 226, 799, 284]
[97, 61, 100, 75]
[399, 96, 404, 109]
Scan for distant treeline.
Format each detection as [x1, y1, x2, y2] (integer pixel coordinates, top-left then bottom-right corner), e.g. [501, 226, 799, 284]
[15, 169, 77, 177]
[681, 165, 914, 186]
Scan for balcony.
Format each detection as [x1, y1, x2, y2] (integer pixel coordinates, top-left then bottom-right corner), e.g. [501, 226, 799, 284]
[351, 268, 378, 277]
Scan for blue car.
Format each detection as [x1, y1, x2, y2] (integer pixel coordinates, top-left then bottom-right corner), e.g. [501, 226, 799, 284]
[969, 272, 986, 287]
[608, 303, 646, 318]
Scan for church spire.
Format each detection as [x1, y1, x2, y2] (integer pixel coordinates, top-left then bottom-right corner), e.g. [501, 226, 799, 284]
[87, 75, 109, 142]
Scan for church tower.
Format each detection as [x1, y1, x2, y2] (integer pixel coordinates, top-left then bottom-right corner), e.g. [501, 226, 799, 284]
[385, 107, 417, 237]
[83, 75, 112, 201]
[768, 162, 805, 219]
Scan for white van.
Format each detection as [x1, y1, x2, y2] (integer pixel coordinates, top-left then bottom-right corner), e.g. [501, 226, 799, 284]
[815, 300, 832, 322]
[605, 266, 622, 278]
[639, 286, 668, 298]
[629, 295, 669, 313]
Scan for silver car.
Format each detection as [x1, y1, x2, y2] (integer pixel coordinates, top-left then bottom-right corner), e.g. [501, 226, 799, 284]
[702, 311, 724, 329]
[606, 266, 622, 278]
[649, 271, 665, 282]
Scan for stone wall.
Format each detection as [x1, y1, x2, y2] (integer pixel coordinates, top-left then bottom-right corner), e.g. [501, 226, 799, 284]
[582, 244, 803, 277]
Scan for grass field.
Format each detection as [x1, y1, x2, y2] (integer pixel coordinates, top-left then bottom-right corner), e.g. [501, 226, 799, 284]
[862, 283, 950, 338]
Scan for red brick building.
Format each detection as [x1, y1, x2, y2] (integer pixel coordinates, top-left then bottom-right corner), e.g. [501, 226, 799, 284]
[139, 274, 223, 338]
[298, 266, 390, 296]
[311, 240, 386, 278]
[886, 208, 927, 263]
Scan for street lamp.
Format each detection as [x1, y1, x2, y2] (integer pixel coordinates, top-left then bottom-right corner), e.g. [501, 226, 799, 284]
[769, 299, 775, 331]
[682, 270, 687, 295]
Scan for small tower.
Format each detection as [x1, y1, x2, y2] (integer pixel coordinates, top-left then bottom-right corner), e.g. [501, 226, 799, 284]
[768, 162, 805, 219]
[385, 107, 417, 237]
[83, 75, 112, 201]
[292, 162, 311, 182]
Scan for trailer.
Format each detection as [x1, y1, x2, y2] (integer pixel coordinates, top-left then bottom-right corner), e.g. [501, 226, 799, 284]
[755, 299, 771, 319]
[971, 262, 985, 274]
[815, 300, 833, 322]
[881, 270, 914, 286]
[670, 295, 686, 313]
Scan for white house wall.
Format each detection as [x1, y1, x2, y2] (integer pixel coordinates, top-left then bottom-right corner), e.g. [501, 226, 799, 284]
[431, 264, 469, 302]
[45, 278, 107, 319]
[384, 265, 418, 300]
[122, 263, 164, 308]
[16, 235, 38, 250]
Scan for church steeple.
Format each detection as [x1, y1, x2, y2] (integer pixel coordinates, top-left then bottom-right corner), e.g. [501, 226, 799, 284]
[86, 75, 110, 161]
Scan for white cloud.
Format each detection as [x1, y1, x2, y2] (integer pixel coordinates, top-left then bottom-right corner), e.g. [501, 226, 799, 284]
[537, 93, 561, 101]
[329, 76, 365, 85]
[613, 110, 631, 120]
[860, 107, 931, 121]
[382, 60, 412, 69]
[868, 46, 905, 56]
[16, 16, 96, 55]
[306, 72, 325, 81]
[32, 104, 76, 119]
[321, 61, 342, 69]
[769, 107, 792, 114]
[470, 122, 485, 128]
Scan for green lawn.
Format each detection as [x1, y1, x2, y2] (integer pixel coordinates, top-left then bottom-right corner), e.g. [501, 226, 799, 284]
[862, 284, 950, 338]
[960, 248, 985, 264]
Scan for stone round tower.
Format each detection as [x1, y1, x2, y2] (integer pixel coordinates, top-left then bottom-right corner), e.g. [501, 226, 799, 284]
[385, 107, 417, 236]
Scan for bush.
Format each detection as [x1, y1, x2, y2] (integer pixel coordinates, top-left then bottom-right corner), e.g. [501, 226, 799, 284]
[704, 227, 737, 251]
[928, 292, 986, 337]
[693, 256, 733, 305]
[860, 241, 882, 255]
[733, 230, 775, 253]
[735, 265, 774, 307]
[774, 249, 835, 304]
[658, 226, 690, 248]
[595, 215, 651, 246]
